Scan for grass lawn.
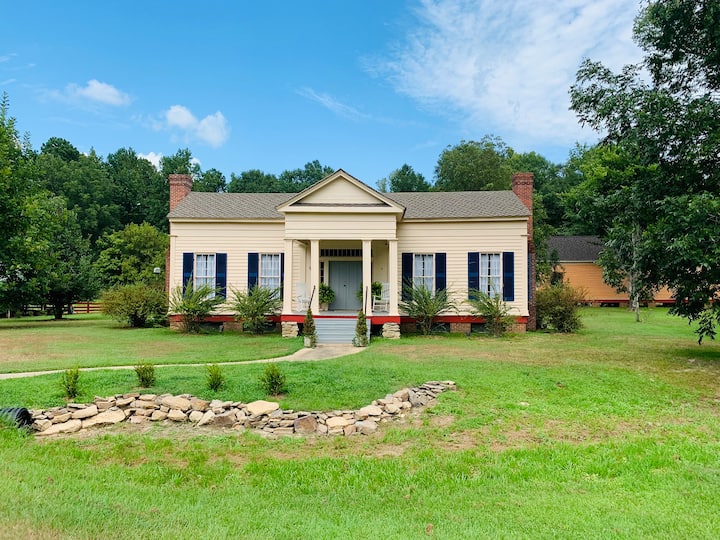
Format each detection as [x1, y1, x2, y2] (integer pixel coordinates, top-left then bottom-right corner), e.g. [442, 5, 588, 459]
[1, 307, 720, 538]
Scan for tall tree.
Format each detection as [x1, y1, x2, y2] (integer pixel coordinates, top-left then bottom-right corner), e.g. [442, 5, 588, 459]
[277, 160, 334, 192]
[227, 169, 279, 193]
[570, 0, 720, 338]
[194, 168, 227, 192]
[381, 164, 430, 192]
[434, 136, 513, 191]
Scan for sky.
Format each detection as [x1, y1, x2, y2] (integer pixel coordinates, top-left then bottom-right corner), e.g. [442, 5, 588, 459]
[2, 0, 644, 187]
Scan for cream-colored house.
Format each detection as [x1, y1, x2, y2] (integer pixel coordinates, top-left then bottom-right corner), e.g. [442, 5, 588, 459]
[167, 169, 535, 341]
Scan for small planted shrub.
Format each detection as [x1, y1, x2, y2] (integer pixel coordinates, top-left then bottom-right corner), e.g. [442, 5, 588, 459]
[353, 311, 369, 347]
[231, 285, 282, 334]
[259, 363, 287, 396]
[303, 308, 317, 348]
[536, 282, 585, 332]
[169, 284, 225, 333]
[399, 283, 458, 335]
[134, 362, 156, 388]
[206, 363, 226, 392]
[60, 366, 81, 400]
[468, 289, 514, 337]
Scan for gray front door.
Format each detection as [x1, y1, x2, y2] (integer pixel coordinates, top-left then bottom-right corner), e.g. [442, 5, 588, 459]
[328, 261, 362, 311]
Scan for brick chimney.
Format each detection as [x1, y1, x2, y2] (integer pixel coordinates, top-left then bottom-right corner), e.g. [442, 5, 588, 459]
[511, 172, 536, 331]
[169, 174, 193, 211]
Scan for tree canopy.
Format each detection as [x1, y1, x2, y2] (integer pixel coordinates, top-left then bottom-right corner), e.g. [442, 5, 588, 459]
[434, 136, 513, 191]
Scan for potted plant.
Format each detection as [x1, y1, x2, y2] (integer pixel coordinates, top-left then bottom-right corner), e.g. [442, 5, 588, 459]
[319, 283, 335, 310]
[303, 308, 317, 348]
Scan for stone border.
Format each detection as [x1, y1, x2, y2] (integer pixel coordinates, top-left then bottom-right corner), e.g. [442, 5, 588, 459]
[30, 381, 456, 438]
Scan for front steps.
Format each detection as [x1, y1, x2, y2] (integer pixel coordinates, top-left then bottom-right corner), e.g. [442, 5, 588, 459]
[314, 317, 358, 344]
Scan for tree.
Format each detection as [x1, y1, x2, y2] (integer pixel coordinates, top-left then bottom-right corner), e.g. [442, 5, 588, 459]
[194, 168, 227, 192]
[94, 223, 168, 290]
[227, 169, 279, 193]
[160, 148, 200, 178]
[381, 164, 430, 192]
[570, 0, 720, 340]
[434, 136, 513, 191]
[277, 160, 333, 192]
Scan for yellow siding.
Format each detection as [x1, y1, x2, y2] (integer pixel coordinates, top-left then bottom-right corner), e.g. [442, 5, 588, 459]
[559, 262, 674, 303]
[285, 213, 397, 240]
[300, 177, 380, 204]
[397, 220, 529, 316]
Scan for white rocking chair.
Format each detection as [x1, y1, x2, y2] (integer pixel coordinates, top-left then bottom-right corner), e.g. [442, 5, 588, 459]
[372, 282, 390, 312]
[294, 283, 310, 311]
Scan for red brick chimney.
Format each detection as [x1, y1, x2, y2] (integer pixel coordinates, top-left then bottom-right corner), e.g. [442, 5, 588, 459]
[511, 172, 536, 331]
[169, 174, 193, 211]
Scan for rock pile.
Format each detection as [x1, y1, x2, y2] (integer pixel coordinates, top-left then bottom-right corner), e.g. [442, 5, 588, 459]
[30, 381, 456, 438]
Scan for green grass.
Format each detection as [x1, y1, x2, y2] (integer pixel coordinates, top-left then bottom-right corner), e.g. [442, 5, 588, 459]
[1, 307, 720, 538]
[0, 314, 303, 372]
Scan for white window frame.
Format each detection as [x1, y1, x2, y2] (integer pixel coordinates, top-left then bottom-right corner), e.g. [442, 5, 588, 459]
[413, 253, 434, 291]
[195, 254, 216, 297]
[479, 253, 501, 297]
[260, 253, 281, 292]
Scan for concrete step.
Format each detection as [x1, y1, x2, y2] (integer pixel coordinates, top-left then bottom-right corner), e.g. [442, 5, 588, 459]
[315, 318, 358, 344]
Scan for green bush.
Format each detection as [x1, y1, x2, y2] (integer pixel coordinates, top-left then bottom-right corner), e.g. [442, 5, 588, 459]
[353, 311, 369, 347]
[134, 362, 156, 388]
[60, 366, 81, 400]
[536, 282, 585, 333]
[206, 364, 226, 392]
[101, 283, 168, 328]
[467, 290, 514, 337]
[303, 308, 317, 348]
[319, 283, 335, 305]
[169, 284, 225, 333]
[399, 283, 457, 335]
[231, 286, 282, 334]
[259, 363, 287, 396]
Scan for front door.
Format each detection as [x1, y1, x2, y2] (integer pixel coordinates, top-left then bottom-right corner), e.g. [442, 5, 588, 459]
[328, 261, 362, 311]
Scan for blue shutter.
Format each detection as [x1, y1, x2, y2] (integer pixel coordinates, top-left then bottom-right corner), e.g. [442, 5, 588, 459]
[215, 253, 227, 298]
[435, 253, 446, 292]
[182, 253, 194, 293]
[248, 253, 259, 290]
[502, 251, 515, 302]
[468, 252, 479, 299]
[401, 252, 413, 301]
[280, 252, 285, 298]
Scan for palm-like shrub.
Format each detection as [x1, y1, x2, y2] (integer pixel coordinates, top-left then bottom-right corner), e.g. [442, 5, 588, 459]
[169, 284, 224, 333]
[231, 286, 282, 334]
[101, 283, 168, 328]
[399, 283, 457, 335]
[467, 289, 514, 337]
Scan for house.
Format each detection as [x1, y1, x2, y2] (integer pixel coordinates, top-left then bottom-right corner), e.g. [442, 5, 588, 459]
[548, 235, 674, 306]
[167, 169, 536, 341]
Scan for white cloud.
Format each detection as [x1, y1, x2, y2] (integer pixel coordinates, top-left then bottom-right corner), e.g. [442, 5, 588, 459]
[163, 105, 230, 147]
[373, 0, 643, 146]
[298, 87, 370, 121]
[66, 79, 131, 106]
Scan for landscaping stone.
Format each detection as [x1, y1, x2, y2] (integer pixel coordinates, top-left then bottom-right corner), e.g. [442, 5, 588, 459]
[71, 405, 98, 419]
[36, 419, 82, 436]
[294, 415, 317, 433]
[162, 396, 191, 411]
[82, 409, 126, 428]
[167, 409, 187, 422]
[246, 400, 280, 416]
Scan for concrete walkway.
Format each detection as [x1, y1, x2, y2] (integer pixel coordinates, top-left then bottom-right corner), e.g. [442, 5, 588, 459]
[0, 344, 364, 381]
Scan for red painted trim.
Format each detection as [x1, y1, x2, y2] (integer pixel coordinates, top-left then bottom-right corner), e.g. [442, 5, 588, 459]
[169, 314, 280, 323]
[368, 316, 401, 324]
[399, 315, 529, 324]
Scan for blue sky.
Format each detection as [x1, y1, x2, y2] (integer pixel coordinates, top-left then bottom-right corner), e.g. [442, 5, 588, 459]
[2, 0, 643, 186]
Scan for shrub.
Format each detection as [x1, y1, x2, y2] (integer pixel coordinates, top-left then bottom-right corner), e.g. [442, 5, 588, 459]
[536, 282, 585, 332]
[259, 363, 287, 396]
[169, 284, 225, 333]
[319, 283, 335, 305]
[467, 290, 514, 337]
[399, 283, 458, 335]
[353, 311, 369, 347]
[101, 283, 168, 328]
[231, 286, 282, 334]
[206, 364, 226, 392]
[60, 366, 81, 400]
[134, 362, 156, 388]
[303, 308, 317, 348]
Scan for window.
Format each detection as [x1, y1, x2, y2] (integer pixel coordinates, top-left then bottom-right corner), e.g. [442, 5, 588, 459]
[479, 253, 501, 296]
[260, 253, 281, 291]
[195, 254, 216, 295]
[413, 254, 434, 291]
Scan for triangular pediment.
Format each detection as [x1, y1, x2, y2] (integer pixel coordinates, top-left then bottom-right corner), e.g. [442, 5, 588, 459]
[276, 169, 405, 215]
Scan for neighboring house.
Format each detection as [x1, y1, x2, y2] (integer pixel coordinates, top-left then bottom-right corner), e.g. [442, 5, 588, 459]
[548, 235, 674, 306]
[167, 169, 536, 340]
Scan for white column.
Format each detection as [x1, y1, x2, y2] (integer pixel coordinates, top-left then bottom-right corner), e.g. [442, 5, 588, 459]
[282, 239, 293, 313]
[362, 239, 372, 314]
[310, 240, 320, 313]
[388, 239, 399, 315]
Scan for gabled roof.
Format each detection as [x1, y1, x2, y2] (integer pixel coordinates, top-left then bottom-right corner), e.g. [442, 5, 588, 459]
[548, 236, 603, 262]
[168, 169, 530, 221]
